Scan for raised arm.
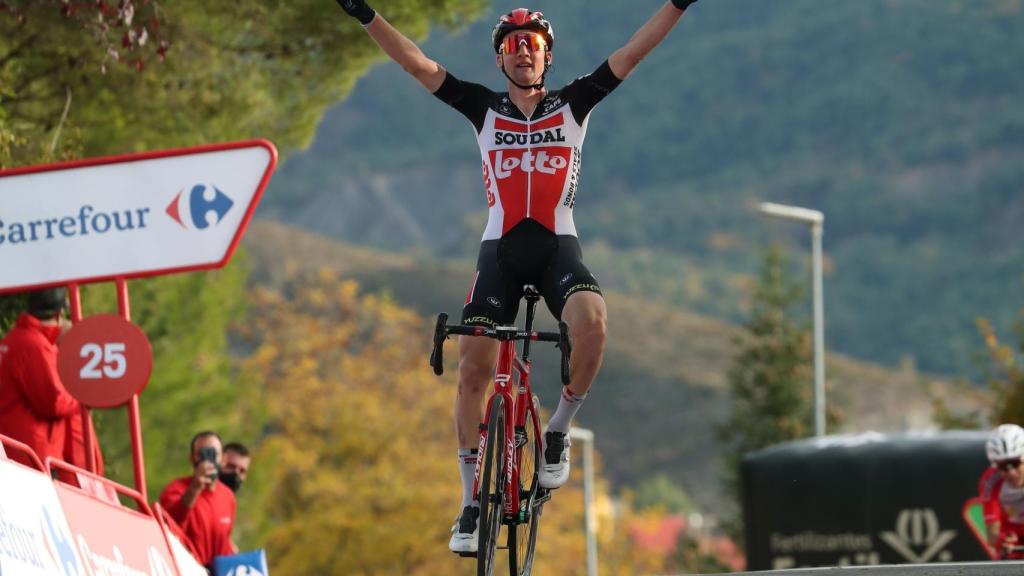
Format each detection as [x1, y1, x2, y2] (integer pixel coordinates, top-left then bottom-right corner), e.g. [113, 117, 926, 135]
[336, 0, 447, 92]
[608, 0, 699, 81]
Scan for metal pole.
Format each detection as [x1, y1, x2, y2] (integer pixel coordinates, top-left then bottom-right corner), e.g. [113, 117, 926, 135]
[811, 222, 826, 437]
[117, 277, 148, 500]
[66, 283, 98, 474]
[758, 202, 827, 437]
[570, 427, 597, 576]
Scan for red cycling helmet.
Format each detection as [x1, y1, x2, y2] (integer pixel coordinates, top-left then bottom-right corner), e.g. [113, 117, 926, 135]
[492, 8, 554, 53]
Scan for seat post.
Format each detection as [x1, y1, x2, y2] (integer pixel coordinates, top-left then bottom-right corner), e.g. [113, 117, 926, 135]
[522, 285, 541, 361]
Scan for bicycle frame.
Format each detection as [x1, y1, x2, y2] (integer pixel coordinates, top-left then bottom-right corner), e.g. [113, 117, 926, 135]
[429, 287, 571, 528]
[474, 332, 542, 522]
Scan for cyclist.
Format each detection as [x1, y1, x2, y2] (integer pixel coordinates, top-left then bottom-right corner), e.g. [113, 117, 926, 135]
[334, 0, 701, 554]
[979, 424, 1024, 559]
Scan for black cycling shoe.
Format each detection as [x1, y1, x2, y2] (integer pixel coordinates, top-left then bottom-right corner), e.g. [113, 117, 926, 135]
[539, 431, 570, 489]
[448, 505, 480, 555]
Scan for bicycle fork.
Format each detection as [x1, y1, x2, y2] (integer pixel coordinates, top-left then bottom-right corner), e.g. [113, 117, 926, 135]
[473, 390, 529, 521]
[473, 394, 522, 518]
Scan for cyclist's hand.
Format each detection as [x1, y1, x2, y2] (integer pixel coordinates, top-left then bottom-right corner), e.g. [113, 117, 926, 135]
[1000, 533, 1020, 558]
[336, 0, 376, 25]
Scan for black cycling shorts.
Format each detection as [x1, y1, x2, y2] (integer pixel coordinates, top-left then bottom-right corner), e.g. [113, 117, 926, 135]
[462, 218, 602, 327]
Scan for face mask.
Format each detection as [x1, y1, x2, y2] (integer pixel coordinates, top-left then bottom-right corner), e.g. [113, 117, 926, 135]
[220, 472, 243, 493]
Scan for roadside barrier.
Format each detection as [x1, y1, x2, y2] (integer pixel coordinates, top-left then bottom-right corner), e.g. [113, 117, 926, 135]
[693, 561, 1024, 576]
[0, 432, 205, 575]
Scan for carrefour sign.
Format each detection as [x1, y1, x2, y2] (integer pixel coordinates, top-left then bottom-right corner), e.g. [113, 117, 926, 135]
[0, 140, 277, 294]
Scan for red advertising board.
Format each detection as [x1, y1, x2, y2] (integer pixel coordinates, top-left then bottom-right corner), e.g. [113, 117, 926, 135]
[54, 479, 178, 575]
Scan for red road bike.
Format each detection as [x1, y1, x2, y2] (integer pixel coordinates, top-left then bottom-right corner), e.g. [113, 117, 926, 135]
[431, 285, 571, 576]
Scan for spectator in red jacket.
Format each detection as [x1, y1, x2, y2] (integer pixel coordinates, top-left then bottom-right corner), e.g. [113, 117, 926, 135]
[159, 430, 236, 568]
[0, 288, 84, 469]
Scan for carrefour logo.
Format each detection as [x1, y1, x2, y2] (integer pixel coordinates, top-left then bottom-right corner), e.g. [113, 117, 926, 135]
[0, 503, 80, 575]
[165, 184, 234, 230]
[41, 506, 81, 576]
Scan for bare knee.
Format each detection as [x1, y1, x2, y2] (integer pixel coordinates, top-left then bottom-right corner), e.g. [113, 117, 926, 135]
[564, 294, 607, 353]
[572, 313, 607, 355]
[457, 341, 497, 397]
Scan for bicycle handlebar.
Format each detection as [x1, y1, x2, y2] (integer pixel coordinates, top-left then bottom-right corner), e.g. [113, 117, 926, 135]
[430, 313, 572, 385]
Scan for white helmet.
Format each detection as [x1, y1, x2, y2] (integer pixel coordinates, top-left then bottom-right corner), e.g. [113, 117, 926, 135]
[986, 424, 1024, 463]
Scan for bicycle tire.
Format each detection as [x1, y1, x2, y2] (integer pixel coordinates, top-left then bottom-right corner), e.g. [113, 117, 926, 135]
[478, 396, 506, 576]
[508, 397, 542, 576]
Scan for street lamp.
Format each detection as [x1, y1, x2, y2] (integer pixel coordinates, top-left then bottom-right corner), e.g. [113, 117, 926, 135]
[758, 202, 827, 437]
[570, 426, 597, 576]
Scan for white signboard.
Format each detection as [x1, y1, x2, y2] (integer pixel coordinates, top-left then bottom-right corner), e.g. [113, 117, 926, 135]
[0, 140, 277, 294]
[0, 458, 85, 576]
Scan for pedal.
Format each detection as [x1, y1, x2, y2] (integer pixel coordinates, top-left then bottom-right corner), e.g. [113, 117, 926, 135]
[515, 426, 528, 448]
[535, 488, 552, 506]
[456, 551, 478, 558]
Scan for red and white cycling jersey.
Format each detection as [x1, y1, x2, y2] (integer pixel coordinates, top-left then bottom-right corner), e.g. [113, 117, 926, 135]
[980, 466, 1024, 531]
[434, 61, 621, 241]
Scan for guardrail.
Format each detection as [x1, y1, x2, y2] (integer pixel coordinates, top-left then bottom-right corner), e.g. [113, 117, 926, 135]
[0, 432, 46, 471]
[692, 561, 1024, 576]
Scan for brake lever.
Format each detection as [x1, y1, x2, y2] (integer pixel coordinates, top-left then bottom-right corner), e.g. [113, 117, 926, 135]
[557, 321, 572, 385]
[430, 313, 448, 375]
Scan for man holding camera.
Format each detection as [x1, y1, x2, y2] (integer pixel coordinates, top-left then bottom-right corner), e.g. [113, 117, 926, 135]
[158, 430, 236, 568]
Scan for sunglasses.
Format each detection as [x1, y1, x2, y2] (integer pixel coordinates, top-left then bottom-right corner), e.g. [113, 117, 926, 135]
[997, 458, 1022, 471]
[500, 32, 548, 54]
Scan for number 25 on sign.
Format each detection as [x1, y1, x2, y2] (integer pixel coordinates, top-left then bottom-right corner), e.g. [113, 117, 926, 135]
[57, 314, 153, 408]
[80, 342, 128, 379]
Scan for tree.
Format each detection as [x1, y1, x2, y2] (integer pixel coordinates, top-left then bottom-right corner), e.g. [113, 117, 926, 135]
[0, 293, 25, 332]
[933, 311, 1024, 430]
[0, 0, 488, 168]
[633, 473, 695, 516]
[976, 314, 1024, 425]
[718, 244, 814, 541]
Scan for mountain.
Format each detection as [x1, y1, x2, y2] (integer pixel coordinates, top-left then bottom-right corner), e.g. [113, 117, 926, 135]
[258, 0, 1024, 379]
[242, 219, 987, 511]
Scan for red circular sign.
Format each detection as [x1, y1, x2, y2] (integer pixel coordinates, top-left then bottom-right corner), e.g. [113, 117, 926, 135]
[57, 314, 153, 408]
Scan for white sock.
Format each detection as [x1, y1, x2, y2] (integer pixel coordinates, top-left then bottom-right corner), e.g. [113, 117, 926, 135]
[547, 389, 588, 434]
[458, 448, 479, 509]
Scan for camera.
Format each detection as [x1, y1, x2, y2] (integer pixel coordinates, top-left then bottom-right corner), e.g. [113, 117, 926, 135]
[199, 446, 219, 481]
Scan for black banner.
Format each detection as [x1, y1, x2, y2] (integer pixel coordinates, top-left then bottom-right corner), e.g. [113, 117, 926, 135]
[742, 431, 991, 570]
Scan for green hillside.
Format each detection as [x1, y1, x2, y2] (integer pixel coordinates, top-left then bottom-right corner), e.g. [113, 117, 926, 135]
[243, 219, 988, 511]
[261, 0, 1024, 378]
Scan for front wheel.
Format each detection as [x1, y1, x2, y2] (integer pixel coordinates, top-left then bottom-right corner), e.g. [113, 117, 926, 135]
[508, 398, 542, 575]
[478, 396, 506, 576]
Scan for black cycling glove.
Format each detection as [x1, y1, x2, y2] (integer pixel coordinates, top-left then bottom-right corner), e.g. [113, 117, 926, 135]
[671, 0, 699, 10]
[336, 0, 376, 25]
